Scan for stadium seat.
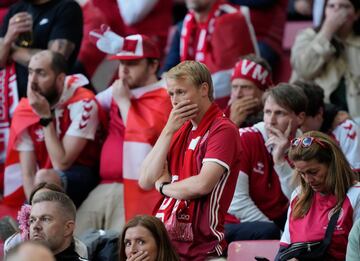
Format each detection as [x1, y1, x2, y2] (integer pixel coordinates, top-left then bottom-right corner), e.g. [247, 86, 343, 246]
[227, 240, 280, 261]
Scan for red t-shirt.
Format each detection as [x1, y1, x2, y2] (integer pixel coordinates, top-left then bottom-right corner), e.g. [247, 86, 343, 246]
[170, 118, 241, 260]
[281, 184, 360, 260]
[239, 125, 288, 220]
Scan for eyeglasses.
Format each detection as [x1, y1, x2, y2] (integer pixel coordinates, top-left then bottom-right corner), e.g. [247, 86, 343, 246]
[291, 137, 326, 148]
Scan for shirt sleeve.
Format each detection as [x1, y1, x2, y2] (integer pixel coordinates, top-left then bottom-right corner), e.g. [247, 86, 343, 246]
[65, 99, 99, 140]
[228, 171, 271, 222]
[95, 86, 113, 112]
[203, 121, 240, 171]
[14, 129, 34, 151]
[332, 119, 360, 171]
[48, 1, 83, 46]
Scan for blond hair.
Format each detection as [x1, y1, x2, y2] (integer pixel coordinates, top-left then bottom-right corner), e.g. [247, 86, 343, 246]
[166, 60, 214, 101]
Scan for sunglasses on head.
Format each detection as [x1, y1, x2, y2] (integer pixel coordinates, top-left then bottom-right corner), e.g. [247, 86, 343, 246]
[291, 137, 326, 148]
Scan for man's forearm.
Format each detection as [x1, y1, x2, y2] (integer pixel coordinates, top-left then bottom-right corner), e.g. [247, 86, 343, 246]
[43, 122, 69, 170]
[11, 45, 41, 66]
[19, 151, 37, 200]
[139, 127, 174, 190]
[160, 175, 212, 200]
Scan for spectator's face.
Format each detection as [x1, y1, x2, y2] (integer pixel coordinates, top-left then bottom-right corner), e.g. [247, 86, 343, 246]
[263, 96, 301, 137]
[185, 0, 215, 12]
[231, 78, 263, 100]
[118, 59, 156, 89]
[124, 225, 158, 261]
[294, 159, 329, 193]
[30, 201, 73, 255]
[166, 78, 204, 108]
[325, 0, 359, 29]
[27, 53, 61, 105]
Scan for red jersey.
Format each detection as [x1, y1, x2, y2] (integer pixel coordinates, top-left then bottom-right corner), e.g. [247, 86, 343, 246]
[281, 183, 360, 260]
[236, 122, 289, 221]
[157, 112, 241, 260]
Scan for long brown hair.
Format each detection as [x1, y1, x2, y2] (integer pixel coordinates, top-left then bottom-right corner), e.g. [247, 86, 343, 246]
[289, 131, 357, 218]
[119, 215, 179, 261]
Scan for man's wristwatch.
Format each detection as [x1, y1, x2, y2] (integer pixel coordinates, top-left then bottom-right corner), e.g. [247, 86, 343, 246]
[159, 182, 170, 196]
[39, 117, 53, 127]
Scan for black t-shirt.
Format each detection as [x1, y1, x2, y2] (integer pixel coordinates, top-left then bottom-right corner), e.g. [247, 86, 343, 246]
[0, 0, 83, 98]
[55, 242, 88, 261]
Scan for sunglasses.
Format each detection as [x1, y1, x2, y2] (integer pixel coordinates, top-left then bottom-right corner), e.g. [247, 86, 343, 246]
[291, 137, 326, 148]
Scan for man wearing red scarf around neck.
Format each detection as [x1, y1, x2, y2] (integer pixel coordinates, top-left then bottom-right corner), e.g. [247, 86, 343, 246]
[139, 61, 241, 260]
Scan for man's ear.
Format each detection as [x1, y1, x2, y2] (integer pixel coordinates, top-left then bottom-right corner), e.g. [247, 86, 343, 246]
[296, 111, 306, 127]
[56, 73, 66, 90]
[200, 82, 209, 98]
[63, 220, 75, 237]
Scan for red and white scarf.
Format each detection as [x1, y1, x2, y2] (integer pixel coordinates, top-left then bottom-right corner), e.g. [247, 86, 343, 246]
[0, 63, 19, 194]
[180, 0, 225, 63]
[156, 104, 224, 241]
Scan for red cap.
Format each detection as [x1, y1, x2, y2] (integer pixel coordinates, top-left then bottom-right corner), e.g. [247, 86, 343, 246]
[109, 34, 160, 61]
[231, 59, 273, 91]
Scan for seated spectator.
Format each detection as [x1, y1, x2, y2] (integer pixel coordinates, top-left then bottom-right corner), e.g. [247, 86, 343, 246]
[161, 0, 257, 108]
[4, 182, 87, 258]
[226, 54, 273, 128]
[5, 241, 55, 261]
[2, 50, 104, 208]
[226, 83, 306, 242]
[119, 215, 179, 261]
[290, 0, 360, 124]
[30, 190, 88, 260]
[75, 33, 172, 236]
[275, 131, 360, 261]
[347, 218, 360, 261]
[0, 0, 83, 204]
[295, 80, 360, 172]
[230, 0, 288, 70]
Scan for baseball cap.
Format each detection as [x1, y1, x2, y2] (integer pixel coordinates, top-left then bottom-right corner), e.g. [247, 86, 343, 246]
[109, 34, 160, 61]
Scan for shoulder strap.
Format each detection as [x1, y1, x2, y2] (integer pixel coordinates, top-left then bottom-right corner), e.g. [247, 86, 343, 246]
[322, 207, 341, 247]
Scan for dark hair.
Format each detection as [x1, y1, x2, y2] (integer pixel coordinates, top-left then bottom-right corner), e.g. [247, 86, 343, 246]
[119, 215, 179, 261]
[289, 131, 357, 218]
[293, 81, 325, 117]
[239, 53, 272, 74]
[29, 182, 65, 204]
[49, 51, 68, 75]
[262, 83, 308, 115]
[32, 191, 76, 221]
[316, 0, 360, 56]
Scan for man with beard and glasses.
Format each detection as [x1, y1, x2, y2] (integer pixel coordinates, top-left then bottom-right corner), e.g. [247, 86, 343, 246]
[2, 50, 104, 209]
[29, 191, 88, 261]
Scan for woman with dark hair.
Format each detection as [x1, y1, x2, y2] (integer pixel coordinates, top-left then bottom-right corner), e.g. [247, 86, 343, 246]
[276, 131, 360, 260]
[119, 215, 179, 261]
[290, 0, 360, 124]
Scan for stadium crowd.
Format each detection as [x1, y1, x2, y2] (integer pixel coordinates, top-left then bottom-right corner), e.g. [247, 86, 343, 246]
[0, 0, 360, 260]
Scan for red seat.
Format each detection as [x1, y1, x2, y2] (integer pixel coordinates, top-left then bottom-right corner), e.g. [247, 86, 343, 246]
[227, 240, 280, 261]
